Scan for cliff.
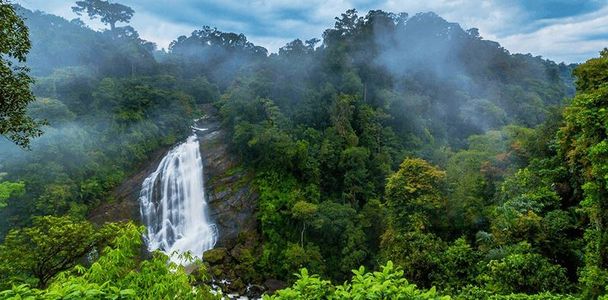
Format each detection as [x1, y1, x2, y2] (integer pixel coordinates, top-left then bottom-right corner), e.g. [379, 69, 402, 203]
[88, 105, 258, 250]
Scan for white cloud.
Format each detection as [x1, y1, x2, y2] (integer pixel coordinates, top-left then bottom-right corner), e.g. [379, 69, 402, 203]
[131, 13, 196, 50]
[14, 0, 608, 62]
[498, 6, 608, 62]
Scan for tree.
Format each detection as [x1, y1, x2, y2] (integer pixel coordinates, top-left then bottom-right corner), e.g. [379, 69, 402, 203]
[559, 50, 608, 297]
[0, 216, 98, 288]
[437, 237, 479, 291]
[291, 201, 318, 247]
[385, 158, 446, 231]
[339, 146, 371, 206]
[484, 252, 569, 294]
[72, 0, 134, 31]
[380, 229, 445, 288]
[0, 178, 24, 209]
[0, 222, 219, 299]
[0, 1, 43, 148]
[380, 158, 450, 287]
[330, 94, 358, 146]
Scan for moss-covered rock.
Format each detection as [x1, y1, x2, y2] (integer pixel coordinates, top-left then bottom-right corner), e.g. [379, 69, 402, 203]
[198, 105, 259, 250]
[210, 266, 224, 277]
[204, 247, 228, 264]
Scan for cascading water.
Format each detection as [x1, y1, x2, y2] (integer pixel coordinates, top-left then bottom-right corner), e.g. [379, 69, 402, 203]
[139, 133, 218, 263]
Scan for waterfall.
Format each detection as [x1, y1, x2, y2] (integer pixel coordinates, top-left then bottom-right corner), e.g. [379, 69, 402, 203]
[139, 134, 218, 263]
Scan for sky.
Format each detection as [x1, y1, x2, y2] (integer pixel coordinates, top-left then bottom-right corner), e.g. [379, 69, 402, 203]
[16, 0, 608, 63]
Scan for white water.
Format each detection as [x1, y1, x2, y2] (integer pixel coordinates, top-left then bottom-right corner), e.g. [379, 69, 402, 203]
[139, 134, 218, 262]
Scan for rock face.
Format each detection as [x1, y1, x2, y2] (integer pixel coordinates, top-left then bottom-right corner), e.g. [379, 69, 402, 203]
[88, 146, 170, 225]
[196, 106, 258, 249]
[89, 105, 264, 296]
[89, 105, 258, 250]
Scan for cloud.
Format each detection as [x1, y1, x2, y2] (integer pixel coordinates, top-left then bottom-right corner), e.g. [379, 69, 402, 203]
[498, 5, 608, 63]
[15, 0, 608, 62]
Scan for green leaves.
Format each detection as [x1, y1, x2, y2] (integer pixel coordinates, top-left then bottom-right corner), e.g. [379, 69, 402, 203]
[291, 201, 318, 220]
[0, 216, 97, 288]
[385, 158, 446, 231]
[267, 262, 449, 300]
[0, 179, 24, 209]
[572, 48, 608, 93]
[0, 1, 44, 148]
[483, 252, 569, 294]
[0, 222, 220, 299]
[0, 2, 30, 61]
[558, 52, 608, 298]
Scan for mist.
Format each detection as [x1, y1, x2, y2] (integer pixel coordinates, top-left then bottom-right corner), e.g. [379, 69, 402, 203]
[1, 2, 573, 232]
[1, 2, 588, 297]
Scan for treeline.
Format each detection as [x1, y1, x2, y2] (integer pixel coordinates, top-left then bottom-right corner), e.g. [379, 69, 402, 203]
[243, 43, 608, 299]
[211, 9, 586, 297]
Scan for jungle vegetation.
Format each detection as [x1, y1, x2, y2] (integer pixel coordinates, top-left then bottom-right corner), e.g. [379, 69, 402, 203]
[1, 1, 607, 298]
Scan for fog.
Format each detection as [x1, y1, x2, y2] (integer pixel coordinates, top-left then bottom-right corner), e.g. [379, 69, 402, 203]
[0, 3, 589, 297]
[0, 3, 572, 236]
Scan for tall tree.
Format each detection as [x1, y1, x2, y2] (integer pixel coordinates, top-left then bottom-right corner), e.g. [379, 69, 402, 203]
[72, 0, 134, 31]
[559, 49, 608, 298]
[0, 1, 43, 148]
[384, 158, 446, 231]
[0, 179, 24, 209]
[0, 216, 97, 288]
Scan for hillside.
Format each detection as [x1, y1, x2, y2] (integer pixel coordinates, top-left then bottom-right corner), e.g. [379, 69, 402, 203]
[3, 2, 608, 299]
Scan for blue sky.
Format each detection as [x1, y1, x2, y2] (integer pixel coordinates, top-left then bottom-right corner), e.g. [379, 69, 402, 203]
[16, 0, 608, 63]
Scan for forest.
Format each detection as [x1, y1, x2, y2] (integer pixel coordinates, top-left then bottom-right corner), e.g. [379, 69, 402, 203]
[1, 0, 608, 299]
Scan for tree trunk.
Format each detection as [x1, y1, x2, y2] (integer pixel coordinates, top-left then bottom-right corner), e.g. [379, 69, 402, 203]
[300, 222, 306, 248]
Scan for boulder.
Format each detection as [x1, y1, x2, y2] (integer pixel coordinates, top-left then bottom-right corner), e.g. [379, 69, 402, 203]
[203, 247, 228, 264]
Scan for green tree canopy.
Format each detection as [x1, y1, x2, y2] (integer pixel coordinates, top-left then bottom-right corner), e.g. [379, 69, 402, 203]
[385, 158, 446, 231]
[0, 178, 24, 209]
[559, 49, 608, 298]
[0, 1, 43, 148]
[72, 0, 134, 31]
[0, 216, 104, 288]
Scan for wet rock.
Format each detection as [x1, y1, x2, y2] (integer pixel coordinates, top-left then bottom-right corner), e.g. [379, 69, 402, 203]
[196, 106, 258, 249]
[247, 284, 266, 299]
[90, 104, 263, 297]
[88, 145, 170, 225]
[201, 229, 263, 297]
[89, 104, 259, 252]
[264, 279, 288, 294]
[204, 247, 228, 264]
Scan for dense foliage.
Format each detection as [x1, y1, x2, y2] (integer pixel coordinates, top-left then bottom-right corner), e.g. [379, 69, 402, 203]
[0, 1, 44, 147]
[0, 5, 220, 235]
[559, 49, 608, 298]
[265, 261, 449, 300]
[0, 220, 219, 299]
[211, 10, 580, 296]
[1, 2, 607, 299]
